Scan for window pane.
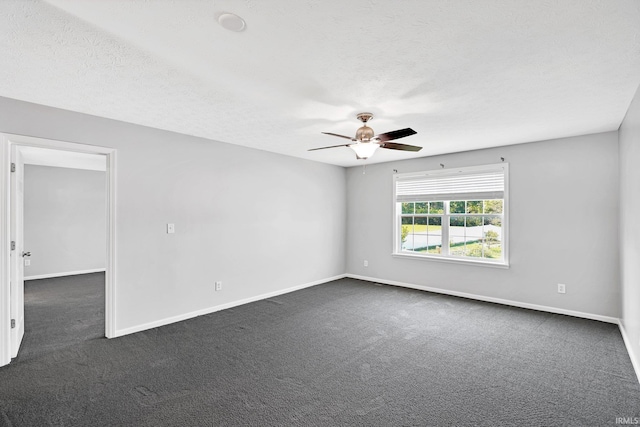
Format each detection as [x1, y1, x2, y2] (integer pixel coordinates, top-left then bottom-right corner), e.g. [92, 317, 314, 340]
[450, 215, 465, 229]
[414, 217, 428, 233]
[484, 199, 503, 214]
[449, 236, 483, 258]
[401, 217, 414, 251]
[450, 201, 465, 214]
[413, 217, 427, 234]
[414, 217, 428, 251]
[415, 202, 428, 214]
[449, 215, 484, 259]
[450, 216, 465, 252]
[482, 241, 502, 259]
[464, 239, 484, 258]
[467, 201, 482, 214]
[429, 202, 444, 214]
[466, 216, 482, 227]
[464, 217, 481, 258]
[427, 217, 442, 254]
[464, 216, 483, 257]
[428, 216, 442, 230]
[483, 216, 502, 259]
[402, 202, 414, 214]
[450, 237, 470, 257]
[483, 216, 502, 228]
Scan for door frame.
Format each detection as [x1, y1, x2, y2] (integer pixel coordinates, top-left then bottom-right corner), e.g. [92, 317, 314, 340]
[0, 133, 117, 367]
[9, 145, 25, 357]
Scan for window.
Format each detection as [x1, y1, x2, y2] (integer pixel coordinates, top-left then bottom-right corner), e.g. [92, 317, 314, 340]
[393, 163, 508, 266]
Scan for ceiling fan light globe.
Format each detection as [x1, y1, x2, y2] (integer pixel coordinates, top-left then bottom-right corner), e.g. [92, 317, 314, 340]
[349, 142, 379, 159]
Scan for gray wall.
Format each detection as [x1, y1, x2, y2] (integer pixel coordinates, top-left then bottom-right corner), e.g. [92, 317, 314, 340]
[346, 132, 620, 318]
[0, 96, 346, 333]
[23, 165, 106, 278]
[0, 95, 624, 336]
[620, 83, 640, 368]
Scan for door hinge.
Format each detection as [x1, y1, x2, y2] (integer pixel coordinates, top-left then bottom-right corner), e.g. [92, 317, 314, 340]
[11, 319, 15, 329]
[11, 241, 15, 251]
[10, 163, 15, 172]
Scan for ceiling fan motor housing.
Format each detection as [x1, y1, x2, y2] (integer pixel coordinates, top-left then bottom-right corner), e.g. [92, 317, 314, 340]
[356, 125, 375, 141]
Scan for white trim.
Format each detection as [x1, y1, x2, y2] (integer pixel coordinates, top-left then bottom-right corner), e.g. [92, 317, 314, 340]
[114, 274, 347, 337]
[24, 268, 106, 281]
[618, 320, 640, 384]
[10, 145, 25, 357]
[0, 133, 116, 367]
[105, 149, 116, 338]
[392, 252, 509, 269]
[0, 136, 10, 366]
[346, 274, 619, 324]
[20, 146, 106, 171]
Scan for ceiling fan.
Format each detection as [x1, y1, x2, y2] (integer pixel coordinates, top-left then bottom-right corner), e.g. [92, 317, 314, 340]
[309, 112, 421, 160]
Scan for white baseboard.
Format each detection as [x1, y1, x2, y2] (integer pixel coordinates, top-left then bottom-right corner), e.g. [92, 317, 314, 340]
[25, 268, 106, 281]
[346, 274, 619, 324]
[114, 274, 347, 338]
[618, 320, 640, 384]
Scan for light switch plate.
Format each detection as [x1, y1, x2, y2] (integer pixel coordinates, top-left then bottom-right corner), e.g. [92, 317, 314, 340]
[167, 223, 175, 234]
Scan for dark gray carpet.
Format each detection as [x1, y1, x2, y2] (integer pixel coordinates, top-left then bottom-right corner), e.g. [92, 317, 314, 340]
[0, 276, 638, 426]
[16, 273, 105, 362]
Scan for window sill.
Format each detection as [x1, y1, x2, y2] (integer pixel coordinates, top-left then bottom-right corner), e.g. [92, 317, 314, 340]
[392, 252, 510, 269]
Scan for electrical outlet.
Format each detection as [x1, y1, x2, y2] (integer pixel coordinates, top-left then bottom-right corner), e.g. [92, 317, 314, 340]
[215, 281, 222, 291]
[167, 223, 175, 234]
[557, 283, 566, 294]
[24, 259, 30, 266]
[364, 260, 369, 267]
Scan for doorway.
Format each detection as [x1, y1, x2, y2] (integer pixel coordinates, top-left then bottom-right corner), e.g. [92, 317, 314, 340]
[0, 133, 116, 367]
[20, 151, 107, 360]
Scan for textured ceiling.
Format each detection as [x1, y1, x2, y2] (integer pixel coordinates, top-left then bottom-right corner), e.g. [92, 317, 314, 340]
[0, 0, 639, 167]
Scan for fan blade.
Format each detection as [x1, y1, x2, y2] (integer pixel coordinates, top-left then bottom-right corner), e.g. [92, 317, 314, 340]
[308, 143, 352, 151]
[375, 128, 417, 142]
[380, 142, 422, 152]
[322, 132, 356, 141]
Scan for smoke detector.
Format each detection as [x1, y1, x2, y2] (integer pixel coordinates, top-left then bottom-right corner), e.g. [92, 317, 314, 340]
[216, 12, 246, 32]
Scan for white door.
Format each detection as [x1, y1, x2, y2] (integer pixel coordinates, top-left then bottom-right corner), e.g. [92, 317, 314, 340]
[9, 146, 26, 357]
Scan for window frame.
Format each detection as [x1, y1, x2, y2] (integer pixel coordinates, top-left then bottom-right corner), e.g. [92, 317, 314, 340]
[392, 163, 509, 268]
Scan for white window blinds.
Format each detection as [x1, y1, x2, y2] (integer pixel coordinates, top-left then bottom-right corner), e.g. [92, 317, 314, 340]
[395, 165, 506, 202]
